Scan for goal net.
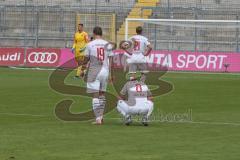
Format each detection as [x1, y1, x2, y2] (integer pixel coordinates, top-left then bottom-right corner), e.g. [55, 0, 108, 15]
[124, 18, 240, 73]
[125, 18, 240, 52]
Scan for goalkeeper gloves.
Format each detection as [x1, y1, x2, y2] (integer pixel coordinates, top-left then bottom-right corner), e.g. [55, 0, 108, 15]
[79, 46, 86, 53]
[71, 48, 75, 54]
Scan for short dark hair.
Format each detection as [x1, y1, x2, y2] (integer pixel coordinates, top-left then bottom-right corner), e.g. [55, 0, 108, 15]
[93, 26, 102, 36]
[79, 23, 84, 27]
[136, 26, 143, 34]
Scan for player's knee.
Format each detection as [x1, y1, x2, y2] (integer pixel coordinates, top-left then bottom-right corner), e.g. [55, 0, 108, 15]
[116, 105, 122, 113]
[146, 101, 154, 116]
[117, 100, 123, 107]
[117, 100, 127, 111]
[117, 100, 127, 116]
[148, 101, 154, 110]
[148, 101, 153, 108]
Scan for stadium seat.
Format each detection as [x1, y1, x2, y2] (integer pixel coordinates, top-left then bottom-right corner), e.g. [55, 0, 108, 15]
[117, 0, 159, 43]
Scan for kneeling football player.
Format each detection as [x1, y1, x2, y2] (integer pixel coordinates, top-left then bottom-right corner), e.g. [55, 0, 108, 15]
[117, 76, 154, 126]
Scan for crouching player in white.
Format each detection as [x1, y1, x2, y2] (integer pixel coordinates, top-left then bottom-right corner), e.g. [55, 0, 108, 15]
[117, 76, 154, 126]
[84, 26, 113, 125]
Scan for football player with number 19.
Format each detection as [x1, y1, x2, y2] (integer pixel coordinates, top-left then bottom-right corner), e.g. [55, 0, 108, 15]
[84, 26, 113, 125]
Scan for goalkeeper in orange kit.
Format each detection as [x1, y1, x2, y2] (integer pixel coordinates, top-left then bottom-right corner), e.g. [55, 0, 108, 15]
[72, 23, 89, 78]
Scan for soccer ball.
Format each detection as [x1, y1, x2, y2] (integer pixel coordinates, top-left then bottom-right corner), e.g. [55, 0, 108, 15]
[119, 40, 132, 50]
[105, 42, 117, 51]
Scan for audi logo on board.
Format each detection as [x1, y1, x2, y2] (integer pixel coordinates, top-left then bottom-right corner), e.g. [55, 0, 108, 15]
[28, 52, 58, 64]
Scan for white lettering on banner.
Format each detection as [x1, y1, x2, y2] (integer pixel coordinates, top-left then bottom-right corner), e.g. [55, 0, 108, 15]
[112, 52, 229, 71]
[28, 52, 58, 64]
[218, 55, 227, 69]
[148, 54, 173, 67]
[186, 55, 196, 68]
[164, 54, 172, 67]
[154, 54, 165, 66]
[207, 55, 217, 69]
[146, 54, 154, 67]
[196, 55, 207, 69]
[0, 53, 22, 62]
[176, 54, 186, 68]
[176, 54, 227, 69]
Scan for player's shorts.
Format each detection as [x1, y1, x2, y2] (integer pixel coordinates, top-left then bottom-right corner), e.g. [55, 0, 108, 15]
[128, 63, 148, 74]
[126, 54, 148, 73]
[75, 52, 85, 63]
[87, 68, 109, 93]
[117, 100, 153, 116]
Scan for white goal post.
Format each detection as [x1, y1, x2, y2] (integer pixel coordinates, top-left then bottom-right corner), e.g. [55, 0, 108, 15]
[124, 18, 240, 52]
[125, 18, 240, 40]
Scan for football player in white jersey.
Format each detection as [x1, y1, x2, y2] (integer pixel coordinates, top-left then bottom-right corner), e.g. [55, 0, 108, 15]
[117, 76, 154, 126]
[122, 26, 152, 82]
[84, 26, 113, 125]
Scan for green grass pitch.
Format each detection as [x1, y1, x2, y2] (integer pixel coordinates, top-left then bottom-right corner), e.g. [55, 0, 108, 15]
[0, 67, 240, 160]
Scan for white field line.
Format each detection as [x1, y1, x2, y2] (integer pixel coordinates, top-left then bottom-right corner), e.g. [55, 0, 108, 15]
[106, 118, 240, 126]
[9, 66, 56, 71]
[6, 66, 240, 76]
[182, 121, 240, 126]
[0, 112, 48, 117]
[162, 75, 240, 80]
[1, 112, 240, 127]
[166, 70, 240, 76]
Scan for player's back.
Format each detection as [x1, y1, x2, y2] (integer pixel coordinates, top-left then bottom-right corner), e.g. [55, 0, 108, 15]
[86, 39, 112, 69]
[85, 39, 113, 82]
[129, 35, 150, 54]
[124, 80, 151, 106]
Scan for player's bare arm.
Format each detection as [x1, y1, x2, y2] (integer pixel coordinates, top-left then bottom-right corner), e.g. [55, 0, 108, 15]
[118, 93, 126, 100]
[144, 44, 152, 56]
[147, 96, 154, 102]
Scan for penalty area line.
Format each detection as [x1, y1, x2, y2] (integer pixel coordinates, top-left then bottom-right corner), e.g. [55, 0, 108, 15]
[0, 112, 48, 117]
[9, 66, 56, 71]
[1, 114, 240, 126]
[105, 118, 240, 127]
[183, 121, 240, 127]
[166, 70, 240, 76]
[6, 66, 240, 76]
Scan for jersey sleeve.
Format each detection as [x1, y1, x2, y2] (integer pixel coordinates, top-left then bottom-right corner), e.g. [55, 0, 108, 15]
[120, 83, 128, 96]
